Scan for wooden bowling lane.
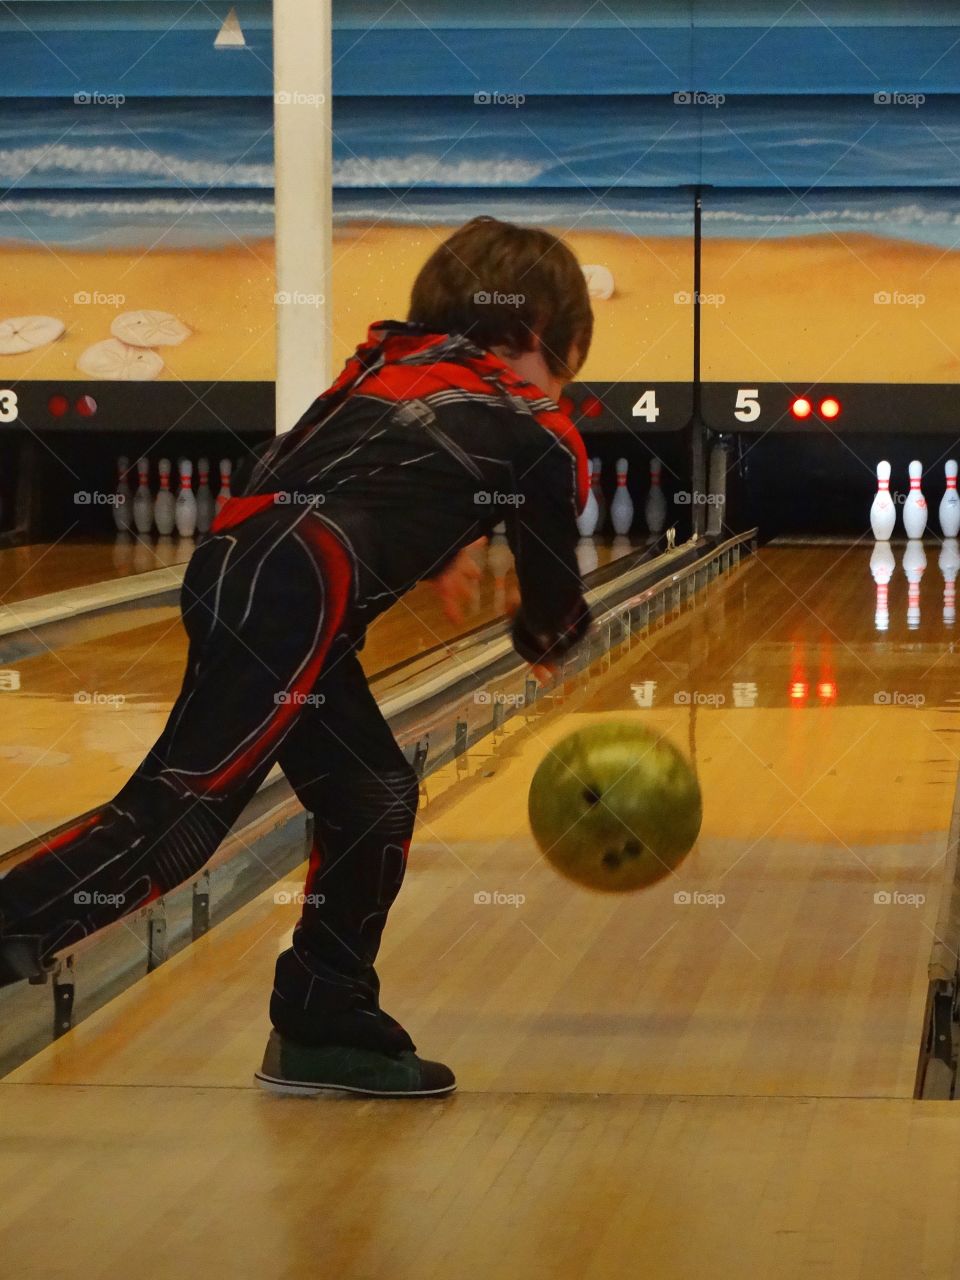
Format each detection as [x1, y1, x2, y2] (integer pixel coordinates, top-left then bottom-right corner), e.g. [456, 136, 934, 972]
[7, 543, 956, 1101]
[6, 543, 960, 1278]
[1, 1085, 959, 1280]
[0, 535, 194, 605]
[0, 536, 635, 855]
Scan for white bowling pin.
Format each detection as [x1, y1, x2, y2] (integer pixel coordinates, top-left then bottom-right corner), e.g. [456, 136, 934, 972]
[903, 538, 927, 630]
[902, 460, 928, 539]
[940, 460, 960, 538]
[215, 458, 233, 515]
[576, 537, 599, 576]
[940, 538, 960, 625]
[195, 457, 215, 534]
[869, 461, 896, 540]
[154, 458, 176, 535]
[175, 458, 198, 538]
[644, 457, 667, 535]
[576, 461, 600, 537]
[870, 542, 895, 632]
[488, 529, 513, 613]
[610, 457, 634, 535]
[113, 455, 132, 532]
[590, 457, 607, 534]
[132, 457, 153, 535]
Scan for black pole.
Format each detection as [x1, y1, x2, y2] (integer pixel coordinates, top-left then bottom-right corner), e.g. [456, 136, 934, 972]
[691, 186, 707, 537]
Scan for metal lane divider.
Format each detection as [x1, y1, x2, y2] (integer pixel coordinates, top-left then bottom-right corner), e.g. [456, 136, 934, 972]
[0, 529, 756, 1073]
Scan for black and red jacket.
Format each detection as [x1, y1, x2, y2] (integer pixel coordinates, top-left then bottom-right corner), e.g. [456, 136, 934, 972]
[217, 321, 592, 666]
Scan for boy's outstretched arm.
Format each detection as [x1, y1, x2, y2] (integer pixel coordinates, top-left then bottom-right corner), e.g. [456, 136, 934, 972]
[506, 432, 592, 670]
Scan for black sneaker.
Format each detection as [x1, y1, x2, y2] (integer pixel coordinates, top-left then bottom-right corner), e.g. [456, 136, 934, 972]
[254, 1031, 456, 1098]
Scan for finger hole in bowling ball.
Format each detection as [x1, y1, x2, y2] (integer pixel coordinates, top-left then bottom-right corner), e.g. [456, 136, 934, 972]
[602, 850, 622, 870]
[623, 840, 644, 859]
[582, 787, 602, 806]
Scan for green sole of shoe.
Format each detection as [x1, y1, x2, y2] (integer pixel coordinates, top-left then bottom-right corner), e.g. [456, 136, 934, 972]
[253, 1069, 457, 1099]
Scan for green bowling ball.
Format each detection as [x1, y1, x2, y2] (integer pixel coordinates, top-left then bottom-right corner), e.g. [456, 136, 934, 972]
[528, 721, 702, 892]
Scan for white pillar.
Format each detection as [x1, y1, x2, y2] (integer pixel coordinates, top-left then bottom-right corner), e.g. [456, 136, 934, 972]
[272, 0, 332, 433]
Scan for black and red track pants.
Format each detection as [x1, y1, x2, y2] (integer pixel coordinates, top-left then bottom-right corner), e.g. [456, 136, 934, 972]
[0, 500, 419, 1053]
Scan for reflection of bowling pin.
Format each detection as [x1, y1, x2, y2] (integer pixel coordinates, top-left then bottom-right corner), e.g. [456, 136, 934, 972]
[870, 542, 895, 632]
[132, 532, 153, 573]
[196, 457, 215, 534]
[175, 459, 198, 538]
[940, 460, 960, 537]
[576, 461, 600, 536]
[576, 537, 599, 576]
[903, 460, 928, 539]
[940, 537, 960, 625]
[869, 461, 896, 540]
[112, 530, 133, 570]
[113, 455, 132, 532]
[488, 528, 512, 614]
[215, 458, 232, 515]
[611, 457, 634, 535]
[645, 457, 667, 535]
[154, 458, 176, 535]
[591, 457, 607, 534]
[132, 457, 153, 535]
[903, 538, 927, 630]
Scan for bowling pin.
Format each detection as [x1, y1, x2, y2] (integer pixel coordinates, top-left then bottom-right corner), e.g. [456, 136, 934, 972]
[576, 461, 600, 537]
[215, 458, 233, 515]
[644, 457, 667, 535]
[175, 458, 198, 538]
[940, 538, 960, 625]
[590, 457, 607, 535]
[132, 457, 153, 535]
[576, 537, 599, 576]
[195, 457, 215, 534]
[902, 460, 928, 539]
[154, 458, 176, 536]
[610, 457, 634, 535]
[869, 461, 896, 540]
[113, 455, 132, 532]
[903, 539, 927, 630]
[940, 460, 960, 538]
[870, 542, 895, 632]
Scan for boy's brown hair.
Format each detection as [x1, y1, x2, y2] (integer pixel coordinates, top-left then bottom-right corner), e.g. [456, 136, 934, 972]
[408, 216, 593, 381]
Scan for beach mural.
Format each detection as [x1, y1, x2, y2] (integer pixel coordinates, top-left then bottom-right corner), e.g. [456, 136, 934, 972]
[2, 0, 960, 402]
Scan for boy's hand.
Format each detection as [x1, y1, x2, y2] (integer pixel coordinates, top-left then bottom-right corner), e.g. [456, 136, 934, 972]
[502, 580, 553, 683]
[431, 539, 485, 625]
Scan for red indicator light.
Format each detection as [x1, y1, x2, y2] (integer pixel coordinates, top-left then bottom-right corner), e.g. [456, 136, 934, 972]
[791, 397, 812, 420]
[819, 397, 841, 420]
[818, 680, 837, 702]
[580, 394, 604, 419]
[48, 394, 69, 417]
[558, 394, 575, 416]
[790, 681, 808, 703]
[75, 395, 97, 417]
